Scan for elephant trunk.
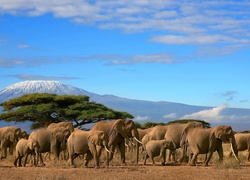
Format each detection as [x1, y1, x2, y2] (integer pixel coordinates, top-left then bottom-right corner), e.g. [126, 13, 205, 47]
[131, 128, 140, 164]
[229, 137, 240, 162]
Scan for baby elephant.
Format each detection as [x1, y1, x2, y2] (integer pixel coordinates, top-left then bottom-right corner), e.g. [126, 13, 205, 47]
[14, 138, 40, 167]
[144, 139, 175, 166]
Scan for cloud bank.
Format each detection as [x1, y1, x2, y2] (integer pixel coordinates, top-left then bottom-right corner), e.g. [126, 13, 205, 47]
[181, 104, 227, 123]
[0, 0, 249, 46]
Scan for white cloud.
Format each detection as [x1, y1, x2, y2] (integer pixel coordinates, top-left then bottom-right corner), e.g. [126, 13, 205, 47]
[163, 113, 177, 119]
[134, 115, 151, 121]
[0, 1, 249, 44]
[1, 0, 250, 62]
[181, 104, 227, 123]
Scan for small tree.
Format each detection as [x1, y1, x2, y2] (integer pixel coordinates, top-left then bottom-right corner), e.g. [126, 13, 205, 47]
[0, 93, 133, 129]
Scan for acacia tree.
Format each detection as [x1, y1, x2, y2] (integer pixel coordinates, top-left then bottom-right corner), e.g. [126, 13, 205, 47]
[0, 93, 133, 129]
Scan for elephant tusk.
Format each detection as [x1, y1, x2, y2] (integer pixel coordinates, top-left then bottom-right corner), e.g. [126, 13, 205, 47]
[133, 137, 143, 144]
[129, 140, 135, 146]
[125, 143, 128, 147]
[230, 143, 240, 162]
[104, 145, 112, 153]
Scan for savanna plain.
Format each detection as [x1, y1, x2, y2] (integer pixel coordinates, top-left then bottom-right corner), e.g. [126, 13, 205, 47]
[0, 144, 249, 180]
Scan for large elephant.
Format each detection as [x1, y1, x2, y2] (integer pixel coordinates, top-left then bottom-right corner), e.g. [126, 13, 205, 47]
[90, 119, 141, 166]
[143, 139, 175, 166]
[146, 125, 171, 141]
[47, 121, 74, 159]
[0, 126, 22, 159]
[47, 122, 74, 134]
[229, 133, 250, 161]
[14, 138, 40, 167]
[182, 125, 239, 166]
[67, 129, 109, 168]
[28, 127, 70, 166]
[164, 122, 204, 162]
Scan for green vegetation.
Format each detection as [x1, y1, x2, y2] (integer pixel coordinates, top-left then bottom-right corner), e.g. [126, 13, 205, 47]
[136, 119, 211, 129]
[0, 93, 133, 129]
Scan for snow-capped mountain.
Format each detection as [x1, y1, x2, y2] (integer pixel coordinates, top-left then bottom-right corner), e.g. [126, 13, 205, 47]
[0, 81, 95, 101]
[1, 81, 250, 131]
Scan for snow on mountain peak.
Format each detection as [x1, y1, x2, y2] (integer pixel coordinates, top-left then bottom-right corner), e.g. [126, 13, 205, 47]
[0, 80, 93, 102]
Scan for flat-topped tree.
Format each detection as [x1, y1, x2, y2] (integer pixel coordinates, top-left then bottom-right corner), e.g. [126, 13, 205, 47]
[0, 93, 133, 129]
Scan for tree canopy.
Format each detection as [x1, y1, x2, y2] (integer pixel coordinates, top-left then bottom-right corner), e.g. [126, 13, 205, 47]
[136, 119, 211, 129]
[0, 93, 133, 129]
[166, 119, 211, 128]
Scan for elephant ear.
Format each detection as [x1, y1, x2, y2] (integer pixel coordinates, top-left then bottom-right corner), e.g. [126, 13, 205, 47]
[214, 126, 227, 142]
[112, 119, 128, 138]
[28, 139, 35, 150]
[88, 131, 103, 145]
[3, 130, 15, 142]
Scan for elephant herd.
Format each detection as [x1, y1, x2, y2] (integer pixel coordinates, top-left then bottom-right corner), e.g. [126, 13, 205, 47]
[0, 120, 249, 168]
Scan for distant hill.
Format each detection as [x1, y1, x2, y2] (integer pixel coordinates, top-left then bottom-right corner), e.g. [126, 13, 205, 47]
[1, 81, 250, 132]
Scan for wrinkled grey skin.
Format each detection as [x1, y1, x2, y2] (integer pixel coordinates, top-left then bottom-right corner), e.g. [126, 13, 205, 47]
[143, 139, 175, 166]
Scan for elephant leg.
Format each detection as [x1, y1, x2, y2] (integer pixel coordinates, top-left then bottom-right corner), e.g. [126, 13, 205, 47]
[68, 153, 78, 168]
[217, 147, 223, 162]
[18, 156, 23, 167]
[160, 149, 166, 165]
[9, 144, 14, 155]
[84, 151, 93, 167]
[1, 147, 7, 159]
[190, 153, 198, 166]
[14, 156, 18, 167]
[38, 152, 45, 166]
[143, 153, 149, 165]
[204, 151, 214, 166]
[118, 143, 126, 165]
[90, 145, 102, 168]
[108, 145, 115, 162]
[151, 156, 156, 166]
[24, 154, 29, 167]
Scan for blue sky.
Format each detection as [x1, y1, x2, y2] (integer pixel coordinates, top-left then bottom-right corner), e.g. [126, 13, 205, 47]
[1, 0, 250, 112]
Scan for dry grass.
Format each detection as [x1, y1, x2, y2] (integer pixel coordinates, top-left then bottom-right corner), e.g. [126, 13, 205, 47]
[0, 144, 250, 180]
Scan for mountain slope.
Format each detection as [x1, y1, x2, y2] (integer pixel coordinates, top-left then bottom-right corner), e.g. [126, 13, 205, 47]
[0, 81, 250, 131]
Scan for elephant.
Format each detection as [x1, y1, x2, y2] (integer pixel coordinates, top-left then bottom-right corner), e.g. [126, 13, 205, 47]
[20, 130, 29, 139]
[140, 125, 171, 153]
[229, 133, 250, 161]
[137, 128, 153, 141]
[143, 139, 175, 166]
[90, 119, 141, 166]
[164, 122, 204, 162]
[67, 129, 110, 168]
[47, 121, 74, 159]
[146, 125, 171, 141]
[125, 128, 153, 153]
[28, 127, 70, 166]
[181, 125, 239, 166]
[47, 122, 74, 134]
[0, 126, 22, 159]
[14, 138, 40, 167]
